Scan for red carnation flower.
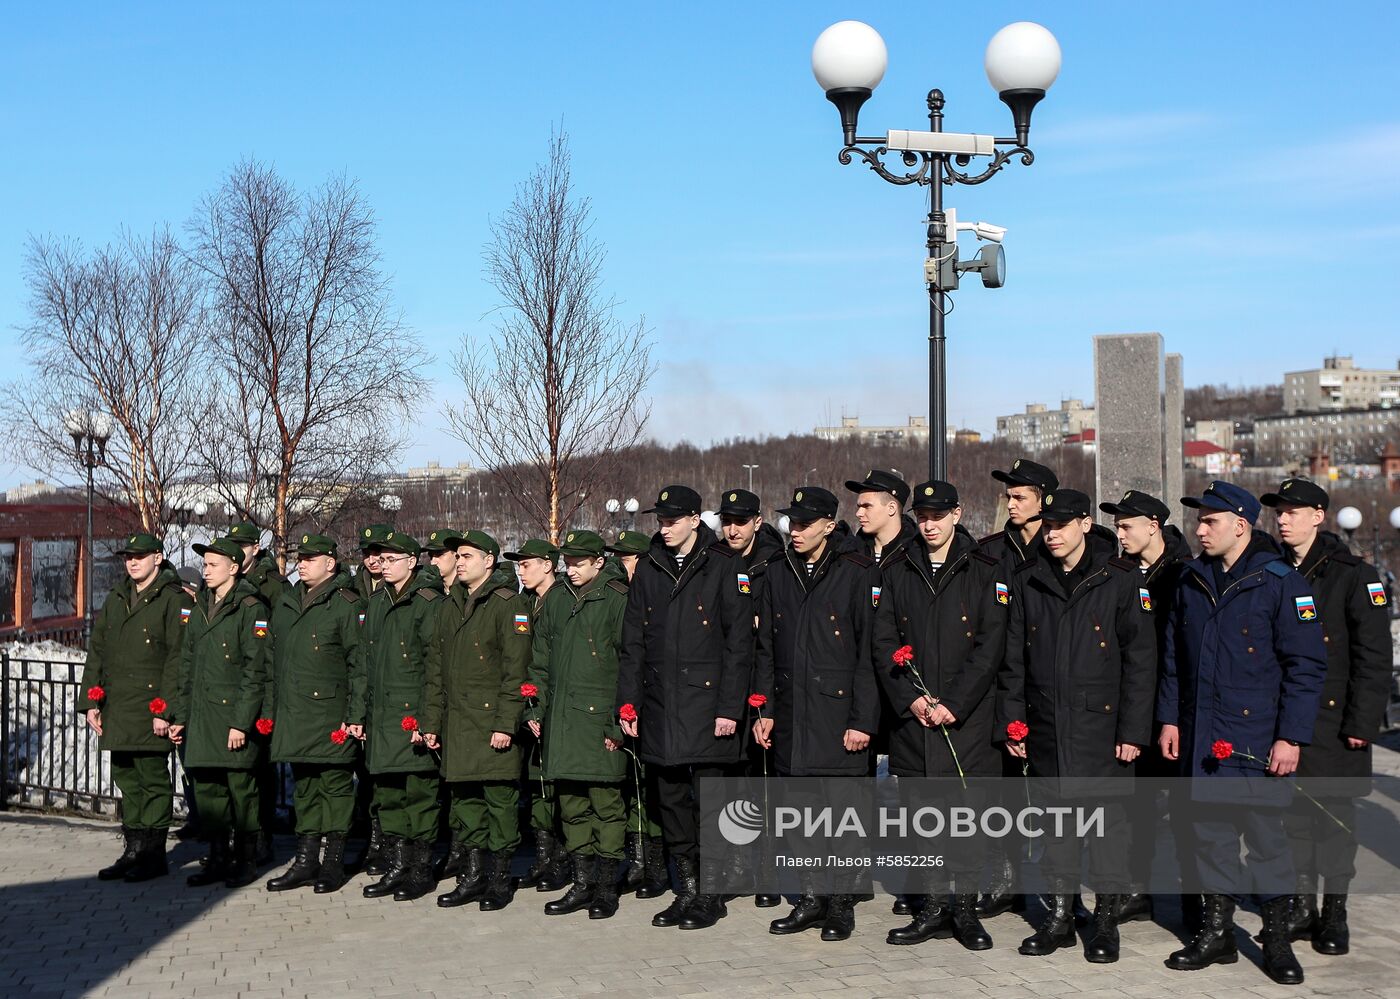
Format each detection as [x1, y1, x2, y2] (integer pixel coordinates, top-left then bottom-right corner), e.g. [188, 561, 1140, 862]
[748, 693, 767, 708]
[892, 645, 915, 666]
[255, 718, 274, 736]
[520, 683, 539, 699]
[1006, 720, 1029, 742]
[618, 703, 638, 723]
[329, 728, 349, 745]
[401, 715, 419, 732]
[86, 685, 106, 703]
[1211, 740, 1233, 760]
[148, 697, 167, 715]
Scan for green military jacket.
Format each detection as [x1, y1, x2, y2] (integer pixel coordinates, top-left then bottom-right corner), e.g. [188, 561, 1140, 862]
[265, 569, 364, 764]
[529, 569, 629, 782]
[350, 569, 441, 775]
[77, 565, 193, 752]
[244, 550, 288, 607]
[423, 566, 528, 782]
[352, 566, 382, 602]
[173, 578, 270, 770]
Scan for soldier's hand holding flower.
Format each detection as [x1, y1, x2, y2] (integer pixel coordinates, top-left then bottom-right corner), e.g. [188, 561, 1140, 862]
[346, 724, 364, 741]
[909, 696, 934, 727]
[752, 716, 774, 749]
[1268, 739, 1299, 776]
[927, 703, 956, 727]
[528, 720, 541, 738]
[168, 724, 184, 745]
[85, 709, 103, 736]
[424, 732, 439, 750]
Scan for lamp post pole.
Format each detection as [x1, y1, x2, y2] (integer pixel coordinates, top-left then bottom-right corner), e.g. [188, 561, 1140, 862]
[813, 20, 1059, 481]
[66, 410, 112, 641]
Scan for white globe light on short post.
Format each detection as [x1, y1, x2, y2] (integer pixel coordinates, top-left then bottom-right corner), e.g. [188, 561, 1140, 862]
[1389, 506, 1400, 531]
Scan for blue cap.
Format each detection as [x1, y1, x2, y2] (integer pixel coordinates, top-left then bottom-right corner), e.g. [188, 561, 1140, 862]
[1182, 480, 1261, 525]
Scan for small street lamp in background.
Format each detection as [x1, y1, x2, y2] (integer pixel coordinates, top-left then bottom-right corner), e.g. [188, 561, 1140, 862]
[379, 492, 402, 528]
[65, 408, 113, 640]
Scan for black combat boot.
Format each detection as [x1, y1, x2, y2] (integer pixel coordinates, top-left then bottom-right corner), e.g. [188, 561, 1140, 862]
[1084, 893, 1121, 963]
[224, 832, 261, 888]
[887, 895, 952, 945]
[1018, 890, 1076, 955]
[621, 832, 645, 894]
[99, 827, 142, 881]
[520, 828, 557, 891]
[652, 855, 699, 927]
[477, 849, 516, 910]
[1166, 894, 1238, 970]
[635, 837, 670, 899]
[436, 847, 488, 907]
[976, 855, 1025, 917]
[255, 828, 275, 868]
[951, 893, 993, 950]
[1115, 892, 1152, 922]
[679, 891, 728, 930]
[546, 854, 595, 914]
[891, 893, 926, 916]
[1255, 872, 1317, 943]
[123, 829, 170, 883]
[1314, 893, 1349, 955]
[186, 834, 231, 887]
[589, 858, 621, 919]
[362, 835, 408, 898]
[770, 874, 828, 935]
[538, 839, 571, 892]
[820, 895, 856, 942]
[393, 840, 438, 902]
[435, 839, 471, 882]
[1259, 895, 1305, 984]
[361, 815, 387, 875]
[266, 834, 322, 891]
[314, 832, 349, 893]
[1180, 892, 1204, 936]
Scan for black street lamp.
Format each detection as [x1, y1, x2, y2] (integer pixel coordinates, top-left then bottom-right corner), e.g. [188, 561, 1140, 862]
[812, 20, 1061, 481]
[65, 408, 113, 639]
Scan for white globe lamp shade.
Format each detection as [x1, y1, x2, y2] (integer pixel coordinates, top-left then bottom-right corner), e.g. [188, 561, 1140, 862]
[624, 497, 640, 514]
[1390, 506, 1400, 530]
[812, 21, 887, 92]
[984, 22, 1061, 93]
[1336, 506, 1363, 531]
[605, 498, 621, 514]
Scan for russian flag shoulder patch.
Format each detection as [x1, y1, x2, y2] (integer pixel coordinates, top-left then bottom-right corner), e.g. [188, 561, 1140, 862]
[1366, 581, 1387, 607]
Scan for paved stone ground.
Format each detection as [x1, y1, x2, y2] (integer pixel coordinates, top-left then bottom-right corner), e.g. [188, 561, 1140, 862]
[4, 744, 1400, 999]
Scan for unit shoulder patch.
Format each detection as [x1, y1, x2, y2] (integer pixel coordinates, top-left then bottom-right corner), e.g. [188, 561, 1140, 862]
[737, 572, 751, 595]
[1138, 586, 1154, 612]
[995, 581, 1010, 605]
[1294, 595, 1318, 621]
[1365, 581, 1388, 607]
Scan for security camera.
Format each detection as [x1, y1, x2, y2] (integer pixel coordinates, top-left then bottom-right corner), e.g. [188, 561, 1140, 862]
[957, 220, 1007, 243]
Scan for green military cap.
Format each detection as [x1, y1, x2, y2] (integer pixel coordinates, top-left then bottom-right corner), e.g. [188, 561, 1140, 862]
[224, 522, 262, 546]
[504, 539, 558, 562]
[606, 530, 650, 555]
[458, 529, 500, 559]
[558, 530, 605, 558]
[295, 533, 337, 558]
[117, 533, 162, 556]
[424, 528, 465, 553]
[357, 522, 394, 552]
[193, 537, 245, 563]
[374, 530, 421, 557]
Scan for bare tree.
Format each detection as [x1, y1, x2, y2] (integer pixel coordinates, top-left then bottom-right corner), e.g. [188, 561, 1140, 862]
[188, 160, 426, 560]
[447, 131, 654, 542]
[6, 229, 203, 532]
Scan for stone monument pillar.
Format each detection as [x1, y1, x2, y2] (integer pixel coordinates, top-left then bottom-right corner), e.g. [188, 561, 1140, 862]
[1164, 352, 1185, 528]
[1094, 333, 1165, 524]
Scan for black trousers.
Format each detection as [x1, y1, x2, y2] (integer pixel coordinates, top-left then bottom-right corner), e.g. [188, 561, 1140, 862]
[652, 762, 734, 865]
[1039, 796, 1130, 893]
[1284, 796, 1358, 892]
[1187, 802, 1293, 903]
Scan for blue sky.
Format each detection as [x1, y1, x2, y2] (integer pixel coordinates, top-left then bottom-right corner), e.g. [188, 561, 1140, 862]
[2, 2, 1398, 488]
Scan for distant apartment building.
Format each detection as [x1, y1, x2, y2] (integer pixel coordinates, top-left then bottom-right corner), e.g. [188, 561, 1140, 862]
[814, 416, 934, 446]
[1189, 419, 1237, 452]
[995, 399, 1096, 452]
[1253, 406, 1400, 465]
[395, 460, 479, 484]
[1283, 355, 1400, 414]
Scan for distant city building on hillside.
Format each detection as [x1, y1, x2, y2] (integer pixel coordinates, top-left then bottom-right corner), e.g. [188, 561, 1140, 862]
[1188, 419, 1237, 452]
[3, 480, 59, 503]
[1283, 354, 1400, 414]
[813, 415, 935, 446]
[952, 427, 982, 445]
[995, 399, 1096, 452]
[396, 460, 479, 483]
[1253, 405, 1400, 465]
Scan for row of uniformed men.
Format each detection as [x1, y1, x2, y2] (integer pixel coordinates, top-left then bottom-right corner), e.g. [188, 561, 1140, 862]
[77, 463, 1391, 983]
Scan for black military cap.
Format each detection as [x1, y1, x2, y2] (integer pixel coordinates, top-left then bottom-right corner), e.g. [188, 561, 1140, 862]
[295, 533, 338, 557]
[641, 485, 702, 517]
[1260, 478, 1330, 511]
[718, 488, 762, 518]
[991, 458, 1059, 492]
[117, 533, 162, 556]
[505, 539, 559, 562]
[1099, 489, 1171, 523]
[777, 486, 838, 521]
[606, 530, 650, 555]
[1038, 489, 1092, 522]
[423, 528, 465, 553]
[844, 468, 910, 507]
[910, 480, 959, 512]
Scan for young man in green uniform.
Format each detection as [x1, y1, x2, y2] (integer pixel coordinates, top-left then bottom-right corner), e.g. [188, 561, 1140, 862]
[78, 532, 193, 882]
[168, 536, 271, 889]
[350, 521, 393, 870]
[423, 531, 529, 912]
[506, 538, 570, 893]
[348, 531, 443, 902]
[528, 531, 631, 919]
[263, 534, 364, 894]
